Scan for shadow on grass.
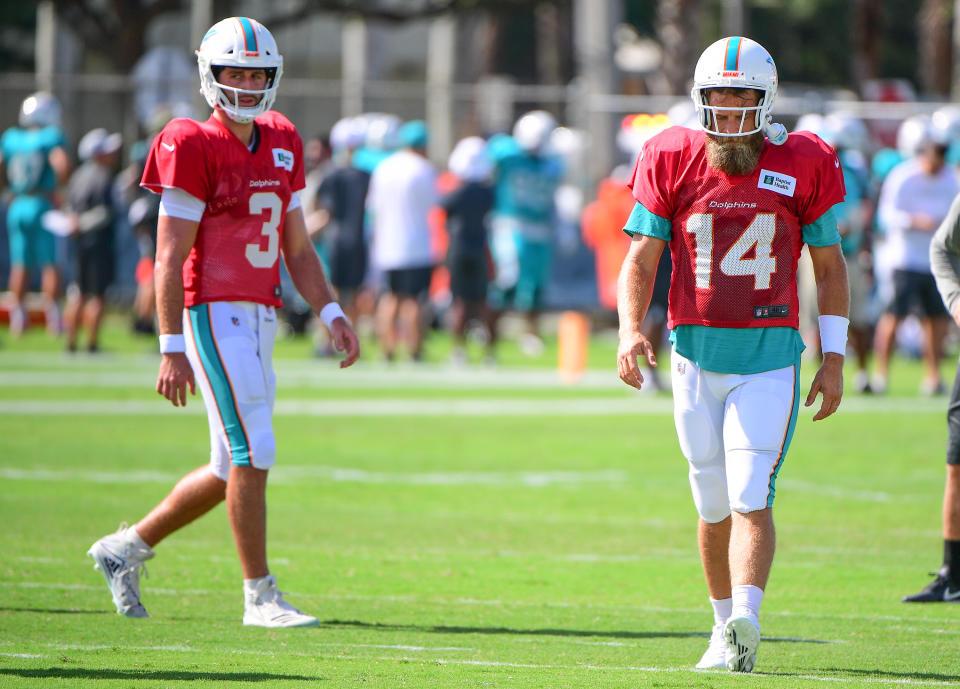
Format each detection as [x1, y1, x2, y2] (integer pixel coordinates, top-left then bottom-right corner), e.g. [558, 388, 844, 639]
[764, 668, 960, 683]
[0, 668, 322, 682]
[323, 619, 829, 644]
[0, 607, 107, 615]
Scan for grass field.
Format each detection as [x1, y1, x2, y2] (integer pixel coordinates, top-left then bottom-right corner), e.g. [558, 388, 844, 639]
[1, 316, 959, 688]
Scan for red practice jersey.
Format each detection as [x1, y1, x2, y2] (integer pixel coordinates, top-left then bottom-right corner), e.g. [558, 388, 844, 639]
[630, 126, 844, 329]
[141, 111, 305, 307]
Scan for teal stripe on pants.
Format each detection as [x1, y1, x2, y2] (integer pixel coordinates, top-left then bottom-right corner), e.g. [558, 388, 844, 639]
[189, 305, 251, 466]
[766, 359, 801, 507]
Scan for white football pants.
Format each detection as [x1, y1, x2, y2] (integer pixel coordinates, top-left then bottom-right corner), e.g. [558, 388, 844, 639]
[183, 301, 278, 481]
[670, 348, 800, 523]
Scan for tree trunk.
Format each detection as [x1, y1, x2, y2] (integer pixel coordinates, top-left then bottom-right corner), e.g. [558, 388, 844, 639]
[918, 0, 953, 97]
[850, 0, 882, 95]
[656, 0, 705, 95]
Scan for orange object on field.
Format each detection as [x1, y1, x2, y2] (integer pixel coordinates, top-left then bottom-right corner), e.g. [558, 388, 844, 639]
[557, 310, 590, 384]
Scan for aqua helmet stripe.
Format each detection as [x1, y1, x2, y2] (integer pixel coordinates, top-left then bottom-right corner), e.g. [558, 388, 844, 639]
[724, 37, 742, 72]
[236, 17, 259, 56]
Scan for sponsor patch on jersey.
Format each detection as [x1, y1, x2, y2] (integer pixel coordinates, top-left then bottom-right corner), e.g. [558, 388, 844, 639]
[272, 147, 294, 172]
[754, 304, 789, 319]
[757, 169, 796, 197]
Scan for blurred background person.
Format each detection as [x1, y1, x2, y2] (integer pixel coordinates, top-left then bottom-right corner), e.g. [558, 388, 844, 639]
[873, 115, 958, 395]
[582, 162, 671, 389]
[486, 110, 564, 358]
[823, 112, 877, 392]
[316, 117, 371, 336]
[280, 131, 333, 338]
[116, 139, 159, 336]
[63, 128, 122, 353]
[367, 119, 437, 361]
[0, 92, 71, 336]
[441, 136, 494, 365]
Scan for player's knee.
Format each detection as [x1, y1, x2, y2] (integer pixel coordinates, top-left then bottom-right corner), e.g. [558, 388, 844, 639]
[247, 432, 276, 471]
[727, 449, 781, 513]
[675, 406, 721, 469]
[689, 466, 731, 522]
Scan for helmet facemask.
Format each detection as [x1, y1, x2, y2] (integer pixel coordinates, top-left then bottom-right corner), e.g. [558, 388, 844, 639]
[693, 89, 770, 138]
[201, 63, 281, 124]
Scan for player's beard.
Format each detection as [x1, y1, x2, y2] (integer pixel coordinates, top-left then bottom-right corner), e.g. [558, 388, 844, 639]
[705, 131, 765, 176]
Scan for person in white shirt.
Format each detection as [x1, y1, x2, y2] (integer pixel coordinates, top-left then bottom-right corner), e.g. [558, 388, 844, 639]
[366, 120, 438, 361]
[873, 118, 959, 395]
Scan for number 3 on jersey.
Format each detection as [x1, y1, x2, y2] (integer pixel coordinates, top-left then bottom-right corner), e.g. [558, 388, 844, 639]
[245, 192, 282, 269]
[686, 213, 777, 290]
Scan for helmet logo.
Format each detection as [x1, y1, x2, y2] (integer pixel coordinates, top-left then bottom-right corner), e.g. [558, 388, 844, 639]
[721, 71, 741, 77]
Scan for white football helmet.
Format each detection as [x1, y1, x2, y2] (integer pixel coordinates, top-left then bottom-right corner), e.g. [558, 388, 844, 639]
[822, 112, 870, 152]
[19, 92, 62, 129]
[513, 110, 557, 153]
[896, 115, 943, 158]
[196, 17, 283, 124]
[691, 36, 785, 143]
[932, 105, 960, 146]
[330, 117, 365, 151]
[448, 136, 492, 182]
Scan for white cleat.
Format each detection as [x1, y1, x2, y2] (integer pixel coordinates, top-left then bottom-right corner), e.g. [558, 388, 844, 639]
[243, 575, 319, 628]
[724, 616, 760, 672]
[695, 622, 728, 669]
[87, 525, 155, 618]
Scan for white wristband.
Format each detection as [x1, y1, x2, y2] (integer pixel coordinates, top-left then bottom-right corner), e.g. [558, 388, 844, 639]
[159, 334, 186, 354]
[319, 302, 346, 328]
[818, 315, 849, 355]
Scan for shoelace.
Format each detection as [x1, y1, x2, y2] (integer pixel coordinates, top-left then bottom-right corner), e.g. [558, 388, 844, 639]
[115, 560, 149, 606]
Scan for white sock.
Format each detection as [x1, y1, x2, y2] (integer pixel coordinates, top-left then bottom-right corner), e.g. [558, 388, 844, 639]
[125, 525, 152, 552]
[243, 575, 271, 592]
[731, 584, 764, 622]
[710, 597, 732, 626]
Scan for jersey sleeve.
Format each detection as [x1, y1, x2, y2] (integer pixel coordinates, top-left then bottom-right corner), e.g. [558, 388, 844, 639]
[628, 129, 681, 220]
[140, 119, 211, 201]
[795, 132, 846, 226]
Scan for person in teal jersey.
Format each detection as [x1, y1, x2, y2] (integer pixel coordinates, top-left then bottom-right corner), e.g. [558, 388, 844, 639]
[485, 111, 564, 357]
[617, 37, 849, 673]
[0, 91, 71, 336]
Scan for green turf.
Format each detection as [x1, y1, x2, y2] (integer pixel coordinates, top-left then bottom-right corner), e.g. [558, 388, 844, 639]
[1, 317, 959, 687]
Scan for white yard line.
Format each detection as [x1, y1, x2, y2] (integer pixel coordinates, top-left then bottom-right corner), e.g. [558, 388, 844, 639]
[12, 581, 955, 626]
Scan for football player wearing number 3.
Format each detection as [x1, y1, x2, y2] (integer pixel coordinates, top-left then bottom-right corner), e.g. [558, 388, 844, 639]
[617, 37, 848, 672]
[87, 17, 359, 627]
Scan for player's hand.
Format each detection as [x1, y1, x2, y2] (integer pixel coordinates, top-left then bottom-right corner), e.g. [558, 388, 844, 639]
[617, 330, 657, 391]
[952, 303, 960, 329]
[157, 352, 196, 407]
[329, 318, 360, 369]
[805, 352, 843, 421]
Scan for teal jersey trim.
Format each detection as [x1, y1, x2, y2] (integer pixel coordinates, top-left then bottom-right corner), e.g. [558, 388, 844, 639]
[766, 358, 802, 508]
[188, 305, 251, 466]
[670, 325, 804, 374]
[802, 206, 841, 247]
[623, 202, 671, 240]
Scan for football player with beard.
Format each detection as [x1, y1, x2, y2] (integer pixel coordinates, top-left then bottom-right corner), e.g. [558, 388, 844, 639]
[616, 37, 849, 672]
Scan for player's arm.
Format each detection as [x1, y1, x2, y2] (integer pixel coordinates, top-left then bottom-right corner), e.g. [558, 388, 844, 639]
[155, 213, 199, 407]
[282, 205, 359, 368]
[930, 193, 960, 327]
[617, 233, 666, 390]
[805, 241, 849, 421]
